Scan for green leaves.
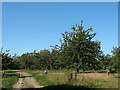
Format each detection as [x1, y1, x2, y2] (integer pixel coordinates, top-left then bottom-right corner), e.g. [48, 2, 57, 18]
[1, 21, 104, 71]
[71, 27, 76, 31]
[57, 21, 102, 71]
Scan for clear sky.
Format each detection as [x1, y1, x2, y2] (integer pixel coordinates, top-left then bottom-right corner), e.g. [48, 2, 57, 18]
[2, 2, 118, 56]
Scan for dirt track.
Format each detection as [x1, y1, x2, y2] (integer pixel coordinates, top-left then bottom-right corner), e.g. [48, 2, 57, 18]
[13, 72, 43, 89]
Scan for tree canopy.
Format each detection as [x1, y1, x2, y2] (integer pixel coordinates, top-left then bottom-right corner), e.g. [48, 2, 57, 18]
[1, 21, 119, 73]
[55, 21, 102, 72]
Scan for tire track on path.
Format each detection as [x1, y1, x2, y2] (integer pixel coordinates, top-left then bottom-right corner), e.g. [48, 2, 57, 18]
[13, 71, 43, 89]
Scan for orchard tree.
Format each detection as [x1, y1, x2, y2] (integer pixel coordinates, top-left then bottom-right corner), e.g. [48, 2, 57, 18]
[11, 53, 21, 69]
[111, 46, 120, 72]
[17, 52, 35, 70]
[99, 54, 112, 70]
[38, 49, 51, 70]
[49, 45, 59, 69]
[1, 48, 14, 70]
[111, 46, 120, 56]
[57, 21, 102, 79]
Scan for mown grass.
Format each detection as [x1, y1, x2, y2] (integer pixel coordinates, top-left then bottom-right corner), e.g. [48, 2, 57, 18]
[23, 69, 119, 88]
[2, 70, 20, 89]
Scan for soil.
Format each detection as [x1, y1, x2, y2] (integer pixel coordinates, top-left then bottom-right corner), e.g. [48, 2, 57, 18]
[13, 72, 43, 89]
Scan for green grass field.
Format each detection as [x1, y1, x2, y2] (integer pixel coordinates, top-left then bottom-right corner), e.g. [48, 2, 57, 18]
[2, 70, 20, 89]
[23, 69, 119, 88]
[1, 69, 119, 89]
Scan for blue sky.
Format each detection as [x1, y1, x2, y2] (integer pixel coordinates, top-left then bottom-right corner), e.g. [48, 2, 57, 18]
[2, 2, 118, 56]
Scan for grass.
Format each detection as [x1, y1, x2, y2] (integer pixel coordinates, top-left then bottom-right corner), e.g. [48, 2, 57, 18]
[1, 69, 119, 89]
[2, 72, 20, 78]
[23, 70, 57, 86]
[23, 69, 119, 88]
[77, 73, 118, 88]
[2, 70, 20, 89]
[2, 77, 18, 89]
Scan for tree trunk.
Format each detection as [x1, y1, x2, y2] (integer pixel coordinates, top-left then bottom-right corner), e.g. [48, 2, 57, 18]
[50, 64, 52, 70]
[28, 67, 29, 70]
[68, 73, 73, 82]
[75, 72, 77, 80]
[75, 69, 79, 80]
[107, 69, 110, 75]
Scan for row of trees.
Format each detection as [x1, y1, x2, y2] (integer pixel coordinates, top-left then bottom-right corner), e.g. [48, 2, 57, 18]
[1, 45, 119, 72]
[1, 21, 119, 73]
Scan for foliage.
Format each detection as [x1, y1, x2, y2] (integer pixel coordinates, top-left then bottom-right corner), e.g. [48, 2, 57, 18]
[55, 21, 102, 72]
[1, 48, 18, 70]
[111, 46, 120, 72]
[1, 21, 119, 73]
[98, 46, 120, 73]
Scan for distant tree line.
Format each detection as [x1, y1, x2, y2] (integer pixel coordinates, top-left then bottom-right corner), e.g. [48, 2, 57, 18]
[1, 21, 119, 73]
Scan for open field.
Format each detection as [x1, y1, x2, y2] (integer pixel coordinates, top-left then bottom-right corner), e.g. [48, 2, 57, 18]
[1, 69, 120, 89]
[23, 69, 119, 89]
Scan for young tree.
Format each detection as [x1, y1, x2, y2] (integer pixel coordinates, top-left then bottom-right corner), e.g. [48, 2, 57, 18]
[57, 21, 102, 79]
[17, 53, 35, 70]
[100, 54, 112, 70]
[1, 48, 14, 70]
[49, 46, 59, 69]
[111, 46, 120, 72]
[38, 49, 51, 70]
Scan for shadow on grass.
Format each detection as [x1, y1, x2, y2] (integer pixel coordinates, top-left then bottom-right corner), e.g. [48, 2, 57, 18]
[2, 85, 118, 90]
[20, 85, 88, 90]
[20, 84, 118, 90]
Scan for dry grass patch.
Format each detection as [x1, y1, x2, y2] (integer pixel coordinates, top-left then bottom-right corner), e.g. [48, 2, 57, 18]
[77, 73, 118, 88]
[78, 73, 113, 79]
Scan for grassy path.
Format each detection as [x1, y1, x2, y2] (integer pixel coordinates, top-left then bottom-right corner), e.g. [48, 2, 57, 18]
[13, 78, 23, 89]
[13, 72, 43, 89]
